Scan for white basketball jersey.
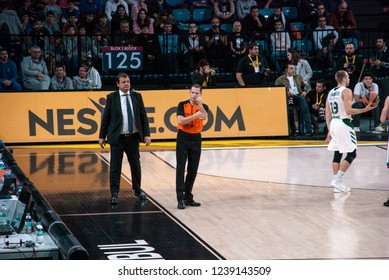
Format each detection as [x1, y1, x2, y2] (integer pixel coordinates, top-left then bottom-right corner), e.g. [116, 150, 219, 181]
[328, 86, 351, 120]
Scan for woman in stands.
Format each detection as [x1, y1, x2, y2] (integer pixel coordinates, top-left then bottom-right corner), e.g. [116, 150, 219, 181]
[133, 8, 155, 34]
[287, 48, 313, 91]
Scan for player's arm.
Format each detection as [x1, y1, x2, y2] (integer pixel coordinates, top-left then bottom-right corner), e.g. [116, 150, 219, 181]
[343, 88, 374, 115]
[380, 96, 389, 123]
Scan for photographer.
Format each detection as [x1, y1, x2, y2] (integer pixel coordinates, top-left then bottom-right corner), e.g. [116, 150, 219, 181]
[190, 59, 216, 87]
[306, 79, 328, 134]
[336, 41, 362, 90]
[236, 42, 271, 87]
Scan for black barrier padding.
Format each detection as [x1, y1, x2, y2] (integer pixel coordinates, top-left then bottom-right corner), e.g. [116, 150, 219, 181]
[0, 143, 89, 260]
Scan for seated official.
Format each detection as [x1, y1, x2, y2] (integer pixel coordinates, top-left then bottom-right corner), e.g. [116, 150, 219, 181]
[0, 48, 22, 91]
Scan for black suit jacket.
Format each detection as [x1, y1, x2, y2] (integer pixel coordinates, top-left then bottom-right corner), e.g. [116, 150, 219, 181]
[99, 90, 150, 145]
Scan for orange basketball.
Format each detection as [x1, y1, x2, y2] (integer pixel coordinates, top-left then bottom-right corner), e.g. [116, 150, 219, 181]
[362, 91, 380, 107]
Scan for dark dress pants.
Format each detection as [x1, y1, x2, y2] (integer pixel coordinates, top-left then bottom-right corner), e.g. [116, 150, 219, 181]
[176, 130, 202, 202]
[109, 133, 141, 195]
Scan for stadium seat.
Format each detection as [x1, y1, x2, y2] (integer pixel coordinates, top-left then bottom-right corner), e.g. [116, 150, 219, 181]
[283, 6, 298, 21]
[172, 9, 191, 24]
[198, 24, 212, 33]
[166, 0, 185, 8]
[221, 23, 233, 33]
[292, 39, 313, 54]
[193, 8, 212, 23]
[259, 8, 273, 19]
[291, 22, 305, 31]
[255, 40, 268, 51]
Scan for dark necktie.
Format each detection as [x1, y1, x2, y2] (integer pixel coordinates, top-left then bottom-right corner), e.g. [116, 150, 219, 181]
[124, 94, 133, 133]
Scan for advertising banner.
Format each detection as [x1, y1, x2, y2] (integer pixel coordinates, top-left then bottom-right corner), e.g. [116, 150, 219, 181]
[0, 87, 288, 143]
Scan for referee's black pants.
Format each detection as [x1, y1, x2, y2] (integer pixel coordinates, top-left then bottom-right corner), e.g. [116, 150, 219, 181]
[176, 130, 202, 202]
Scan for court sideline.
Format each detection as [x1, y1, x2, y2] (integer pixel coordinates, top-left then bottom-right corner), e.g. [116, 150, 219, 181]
[11, 139, 389, 260]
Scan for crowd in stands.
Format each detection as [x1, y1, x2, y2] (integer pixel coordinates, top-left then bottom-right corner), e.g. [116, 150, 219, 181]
[0, 0, 389, 135]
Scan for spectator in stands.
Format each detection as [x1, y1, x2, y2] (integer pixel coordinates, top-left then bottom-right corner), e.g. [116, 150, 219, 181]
[80, 59, 102, 89]
[313, 15, 338, 73]
[308, 1, 329, 29]
[0, 1, 23, 62]
[133, 8, 154, 34]
[0, 48, 22, 91]
[242, 5, 268, 43]
[158, 20, 180, 74]
[21, 12, 34, 35]
[136, 24, 161, 73]
[306, 79, 328, 134]
[79, 0, 103, 21]
[73, 64, 94, 89]
[44, 0, 62, 24]
[78, 24, 96, 61]
[154, 10, 178, 34]
[63, 25, 79, 77]
[146, 0, 171, 21]
[228, 20, 248, 70]
[105, 0, 129, 22]
[235, 0, 256, 20]
[370, 35, 389, 110]
[181, 21, 206, 71]
[21, 45, 50, 90]
[328, 0, 358, 39]
[34, 0, 48, 20]
[112, 19, 137, 46]
[92, 29, 110, 72]
[335, 41, 362, 90]
[131, 0, 148, 22]
[190, 59, 216, 87]
[45, 30, 66, 74]
[50, 63, 74, 90]
[80, 11, 97, 34]
[95, 14, 111, 37]
[30, 19, 50, 51]
[270, 19, 291, 73]
[275, 62, 312, 136]
[186, 0, 213, 12]
[18, 0, 38, 23]
[214, 0, 235, 23]
[236, 42, 270, 87]
[110, 4, 131, 37]
[204, 16, 228, 70]
[42, 10, 60, 34]
[267, 3, 291, 33]
[299, 0, 319, 26]
[287, 49, 313, 91]
[61, 1, 80, 24]
[62, 11, 78, 33]
[263, 0, 298, 8]
[352, 72, 383, 132]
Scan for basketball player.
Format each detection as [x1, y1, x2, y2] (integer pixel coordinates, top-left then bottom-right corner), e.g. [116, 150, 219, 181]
[380, 96, 389, 206]
[325, 70, 375, 192]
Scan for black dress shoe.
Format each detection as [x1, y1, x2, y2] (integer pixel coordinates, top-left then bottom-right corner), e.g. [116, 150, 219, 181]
[185, 200, 201, 207]
[384, 199, 389, 207]
[177, 200, 185, 209]
[134, 189, 148, 200]
[110, 193, 118, 205]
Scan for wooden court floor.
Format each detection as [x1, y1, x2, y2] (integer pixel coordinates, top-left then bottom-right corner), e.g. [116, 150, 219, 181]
[11, 139, 389, 260]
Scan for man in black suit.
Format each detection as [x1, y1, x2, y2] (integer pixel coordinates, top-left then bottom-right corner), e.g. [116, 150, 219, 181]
[99, 72, 151, 204]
